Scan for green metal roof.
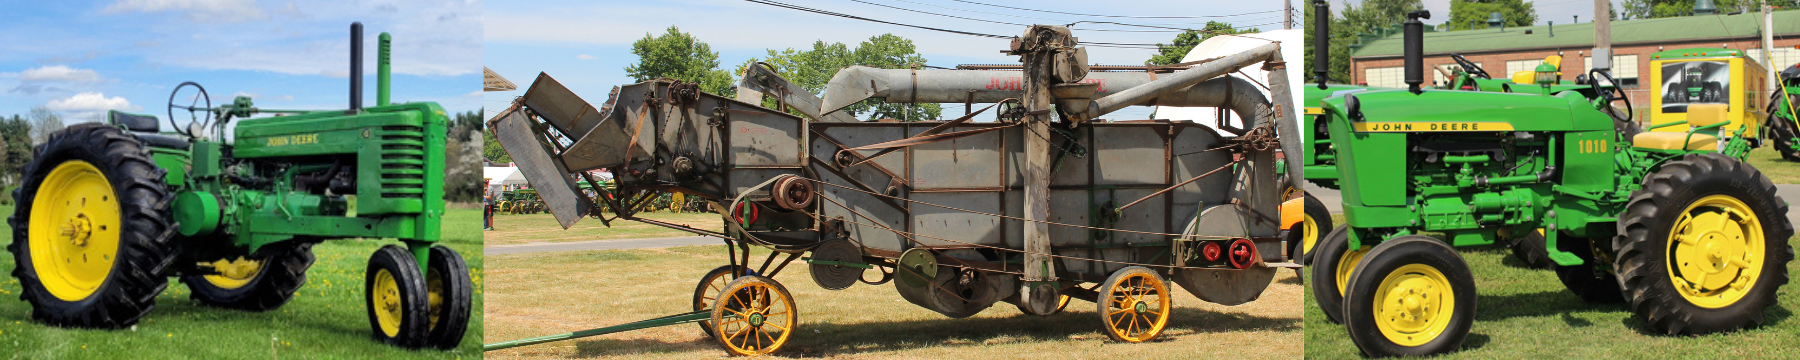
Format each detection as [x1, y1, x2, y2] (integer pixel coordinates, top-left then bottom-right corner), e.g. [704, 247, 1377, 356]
[1351, 10, 1800, 58]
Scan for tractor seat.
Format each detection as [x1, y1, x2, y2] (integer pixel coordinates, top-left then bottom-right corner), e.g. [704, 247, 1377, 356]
[106, 110, 189, 150]
[1633, 132, 1717, 150]
[133, 133, 191, 150]
[1633, 104, 1726, 150]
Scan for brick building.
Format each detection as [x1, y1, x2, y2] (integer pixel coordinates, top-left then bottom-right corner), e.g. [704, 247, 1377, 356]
[1348, 10, 1800, 107]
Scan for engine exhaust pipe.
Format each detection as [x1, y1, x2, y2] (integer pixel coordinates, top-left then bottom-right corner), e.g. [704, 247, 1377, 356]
[1313, 0, 1329, 89]
[1404, 10, 1428, 94]
[379, 32, 391, 107]
[350, 22, 363, 112]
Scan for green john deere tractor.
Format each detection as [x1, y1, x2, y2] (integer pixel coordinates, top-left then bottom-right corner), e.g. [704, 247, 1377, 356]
[1312, 10, 1791, 357]
[6, 23, 473, 349]
[1763, 62, 1800, 160]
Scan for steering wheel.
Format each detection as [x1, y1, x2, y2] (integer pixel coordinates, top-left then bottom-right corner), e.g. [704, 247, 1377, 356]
[167, 81, 212, 138]
[1450, 53, 1491, 80]
[1589, 69, 1635, 126]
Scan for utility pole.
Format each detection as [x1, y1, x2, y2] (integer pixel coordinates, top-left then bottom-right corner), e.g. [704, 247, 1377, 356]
[1594, 0, 1612, 71]
[1285, 0, 1294, 29]
[1766, 1, 1777, 92]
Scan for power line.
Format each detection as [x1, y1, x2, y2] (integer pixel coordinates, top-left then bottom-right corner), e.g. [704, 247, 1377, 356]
[948, 0, 1280, 19]
[747, 0, 1173, 48]
[876, 0, 1254, 27]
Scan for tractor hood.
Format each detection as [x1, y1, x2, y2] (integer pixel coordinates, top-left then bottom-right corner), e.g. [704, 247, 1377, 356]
[1319, 88, 1610, 133]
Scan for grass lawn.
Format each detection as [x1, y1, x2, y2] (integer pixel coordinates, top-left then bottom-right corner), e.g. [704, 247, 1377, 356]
[1305, 214, 1800, 358]
[1747, 146, 1800, 184]
[0, 205, 484, 359]
[484, 244, 1304, 359]
[484, 211, 722, 246]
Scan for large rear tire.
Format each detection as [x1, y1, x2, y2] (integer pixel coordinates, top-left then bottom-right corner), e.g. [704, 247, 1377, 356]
[1615, 153, 1793, 335]
[1551, 233, 1624, 303]
[1300, 193, 1332, 265]
[8, 123, 174, 328]
[182, 241, 315, 311]
[1767, 95, 1800, 161]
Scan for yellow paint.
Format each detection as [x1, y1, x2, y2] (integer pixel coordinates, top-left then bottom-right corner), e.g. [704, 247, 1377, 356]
[1305, 107, 1324, 115]
[28, 160, 122, 301]
[264, 133, 320, 147]
[1103, 271, 1171, 343]
[371, 268, 402, 338]
[1373, 263, 1456, 347]
[1352, 122, 1515, 132]
[1666, 195, 1765, 308]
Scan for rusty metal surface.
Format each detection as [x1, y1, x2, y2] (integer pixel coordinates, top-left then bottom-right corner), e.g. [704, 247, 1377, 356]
[491, 108, 590, 228]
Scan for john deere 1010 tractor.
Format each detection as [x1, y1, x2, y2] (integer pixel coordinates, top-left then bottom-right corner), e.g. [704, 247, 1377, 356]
[1313, 11, 1792, 357]
[6, 23, 473, 349]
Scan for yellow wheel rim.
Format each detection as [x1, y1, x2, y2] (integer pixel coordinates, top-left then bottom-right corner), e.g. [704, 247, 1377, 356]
[27, 160, 122, 301]
[1302, 214, 1320, 256]
[1104, 272, 1171, 342]
[426, 268, 444, 331]
[1334, 245, 1370, 297]
[1666, 194, 1765, 308]
[716, 281, 794, 355]
[202, 256, 265, 290]
[372, 268, 402, 337]
[1373, 263, 1455, 347]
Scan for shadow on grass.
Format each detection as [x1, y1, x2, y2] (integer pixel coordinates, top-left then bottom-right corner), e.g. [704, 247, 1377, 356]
[563, 306, 1301, 358]
[1618, 301, 1794, 337]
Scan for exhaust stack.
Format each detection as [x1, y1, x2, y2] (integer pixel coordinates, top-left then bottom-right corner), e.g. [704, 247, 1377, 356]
[1404, 10, 1429, 94]
[1313, 0, 1329, 89]
[350, 22, 363, 112]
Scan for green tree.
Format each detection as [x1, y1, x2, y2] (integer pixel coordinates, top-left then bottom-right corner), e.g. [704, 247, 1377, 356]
[1442, 0, 1537, 31]
[482, 129, 510, 163]
[743, 34, 942, 121]
[1619, 0, 1765, 20]
[1148, 22, 1260, 66]
[28, 106, 63, 146]
[625, 26, 735, 95]
[0, 114, 30, 191]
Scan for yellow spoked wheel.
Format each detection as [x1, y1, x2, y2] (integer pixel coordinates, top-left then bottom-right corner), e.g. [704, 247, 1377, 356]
[1096, 266, 1171, 343]
[28, 161, 122, 301]
[711, 275, 795, 356]
[1017, 294, 1072, 316]
[1616, 153, 1793, 335]
[1665, 195, 1764, 308]
[1344, 236, 1474, 357]
[182, 241, 315, 311]
[10, 124, 176, 328]
[693, 265, 743, 338]
[365, 245, 429, 348]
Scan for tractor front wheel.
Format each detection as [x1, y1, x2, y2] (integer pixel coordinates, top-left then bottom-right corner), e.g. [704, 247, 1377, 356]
[7, 123, 175, 328]
[710, 275, 796, 356]
[1343, 236, 1475, 358]
[182, 241, 315, 311]
[1299, 193, 1331, 265]
[424, 246, 474, 349]
[365, 245, 431, 348]
[1615, 153, 1793, 335]
[1309, 225, 1363, 324]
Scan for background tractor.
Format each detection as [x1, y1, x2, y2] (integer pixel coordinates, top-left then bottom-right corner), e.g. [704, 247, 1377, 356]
[5, 23, 474, 350]
[1312, 10, 1791, 357]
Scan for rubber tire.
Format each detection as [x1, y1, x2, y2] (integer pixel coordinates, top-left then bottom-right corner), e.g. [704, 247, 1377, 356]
[692, 265, 743, 338]
[365, 245, 430, 348]
[424, 246, 474, 349]
[1551, 233, 1624, 303]
[1300, 193, 1332, 265]
[182, 241, 316, 311]
[1768, 96, 1800, 161]
[1505, 229, 1553, 269]
[1308, 224, 1354, 324]
[8, 123, 175, 328]
[1343, 236, 1476, 358]
[1614, 153, 1794, 335]
[1015, 294, 1070, 316]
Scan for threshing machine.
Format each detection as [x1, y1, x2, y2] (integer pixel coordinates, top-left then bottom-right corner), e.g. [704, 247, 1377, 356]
[485, 25, 1302, 355]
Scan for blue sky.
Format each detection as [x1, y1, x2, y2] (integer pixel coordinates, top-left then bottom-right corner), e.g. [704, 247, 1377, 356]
[483, 0, 1293, 121]
[0, 0, 482, 128]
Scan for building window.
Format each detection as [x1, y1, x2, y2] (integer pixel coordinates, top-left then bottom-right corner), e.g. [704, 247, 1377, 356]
[1506, 59, 1546, 77]
[1746, 48, 1800, 71]
[1365, 66, 1405, 88]
[1584, 55, 1639, 81]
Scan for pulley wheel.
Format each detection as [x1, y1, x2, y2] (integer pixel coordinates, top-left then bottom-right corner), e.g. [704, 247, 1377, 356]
[897, 248, 937, 288]
[808, 240, 864, 290]
[1228, 238, 1257, 269]
[772, 175, 814, 211]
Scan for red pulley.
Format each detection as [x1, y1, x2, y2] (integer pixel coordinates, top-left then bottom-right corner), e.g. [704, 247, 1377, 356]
[731, 201, 761, 227]
[1227, 238, 1256, 269]
[1202, 242, 1223, 262]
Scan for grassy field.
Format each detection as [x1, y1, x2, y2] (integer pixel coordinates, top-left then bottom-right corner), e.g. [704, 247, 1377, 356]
[484, 211, 722, 246]
[1746, 146, 1800, 184]
[1304, 214, 1800, 358]
[0, 205, 484, 359]
[485, 244, 1304, 359]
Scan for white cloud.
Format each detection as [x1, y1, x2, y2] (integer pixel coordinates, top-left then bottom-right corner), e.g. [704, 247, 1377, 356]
[576, 54, 596, 60]
[16, 65, 103, 83]
[46, 92, 142, 122]
[104, 0, 266, 21]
